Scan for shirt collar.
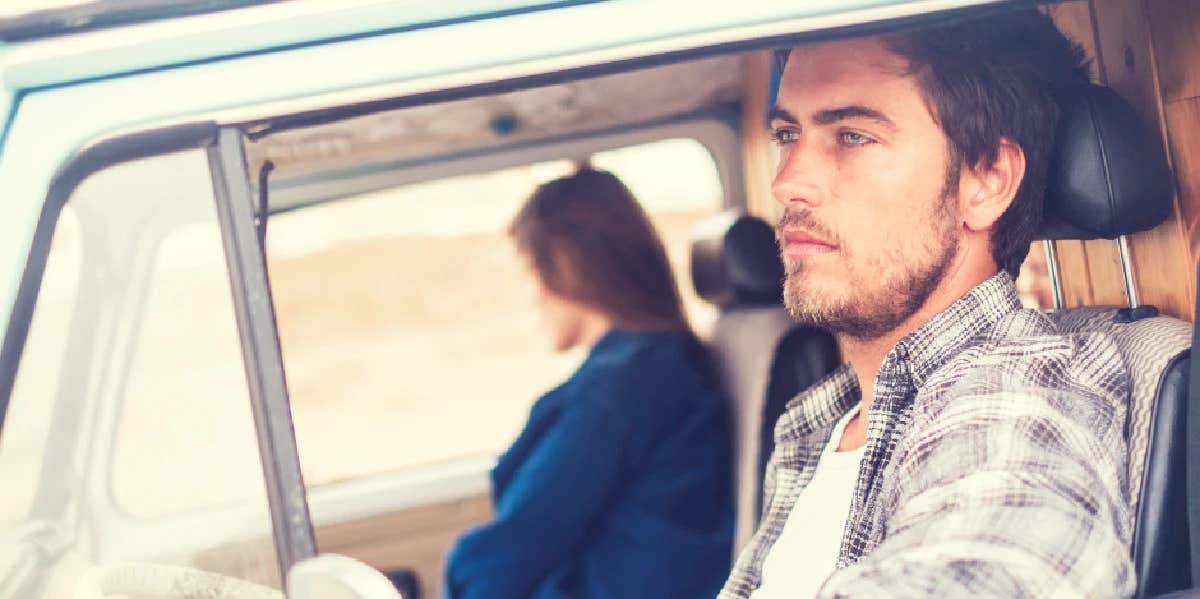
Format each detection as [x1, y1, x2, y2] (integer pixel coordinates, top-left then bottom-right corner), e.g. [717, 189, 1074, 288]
[891, 270, 1022, 388]
[780, 271, 1022, 438]
[779, 365, 859, 437]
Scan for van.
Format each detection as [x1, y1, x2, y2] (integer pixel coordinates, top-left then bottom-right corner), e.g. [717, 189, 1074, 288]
[0, 1, 1196, 597]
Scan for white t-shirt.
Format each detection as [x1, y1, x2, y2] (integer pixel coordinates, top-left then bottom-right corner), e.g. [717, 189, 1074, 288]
[750, 410, 865, 599]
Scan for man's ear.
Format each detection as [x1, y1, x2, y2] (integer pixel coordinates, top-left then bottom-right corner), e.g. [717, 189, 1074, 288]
[958, 138, 1026, 232]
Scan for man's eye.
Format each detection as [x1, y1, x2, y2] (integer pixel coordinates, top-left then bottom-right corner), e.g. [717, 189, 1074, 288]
[771, 128, 800, 145]
[839, 131, 874, 146]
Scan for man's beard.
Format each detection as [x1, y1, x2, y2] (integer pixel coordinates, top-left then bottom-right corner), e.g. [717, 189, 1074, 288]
[779, 199, 960, 342]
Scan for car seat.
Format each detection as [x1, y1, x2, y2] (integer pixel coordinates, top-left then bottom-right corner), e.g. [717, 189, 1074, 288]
[1032, 83, 1190, 598]
[689, 211, 839, 552]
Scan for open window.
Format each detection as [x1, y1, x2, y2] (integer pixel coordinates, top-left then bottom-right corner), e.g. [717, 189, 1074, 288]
[263, 136, 726, 490]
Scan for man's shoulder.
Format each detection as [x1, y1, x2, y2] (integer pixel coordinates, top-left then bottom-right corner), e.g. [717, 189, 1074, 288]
[918, 306, 1130, 424]
[891, 309, 1134, 517]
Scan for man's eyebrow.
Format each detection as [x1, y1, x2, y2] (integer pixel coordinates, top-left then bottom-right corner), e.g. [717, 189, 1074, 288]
[812, 105, 897, 130]
[767, 106, 798, 124]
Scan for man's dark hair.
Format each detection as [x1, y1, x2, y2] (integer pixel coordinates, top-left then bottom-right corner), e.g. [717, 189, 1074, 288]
[779, 9, 1091, 276]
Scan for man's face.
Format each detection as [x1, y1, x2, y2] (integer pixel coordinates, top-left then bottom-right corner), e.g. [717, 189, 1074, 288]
[771, 37, 962, 340]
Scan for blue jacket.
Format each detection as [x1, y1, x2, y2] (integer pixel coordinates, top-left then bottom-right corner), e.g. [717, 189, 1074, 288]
[446, 329, 734, 599]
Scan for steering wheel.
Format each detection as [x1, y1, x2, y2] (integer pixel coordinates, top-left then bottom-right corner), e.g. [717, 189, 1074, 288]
[76, 562, 283, 599]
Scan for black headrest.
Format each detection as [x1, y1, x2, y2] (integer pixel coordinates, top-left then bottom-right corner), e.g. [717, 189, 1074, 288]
[690, 212, 783, 308]
[1039, 84, 1174, 240]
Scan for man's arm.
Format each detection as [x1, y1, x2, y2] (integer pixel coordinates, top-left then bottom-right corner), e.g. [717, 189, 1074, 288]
[820, 367, 1134, 598]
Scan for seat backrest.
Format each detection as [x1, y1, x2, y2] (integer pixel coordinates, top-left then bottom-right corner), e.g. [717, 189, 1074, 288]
[707, 305, 798, 550]
[1138, 350, 1190, 597]
[690, 211, 839, 551]
[756, 324, 839, 520]
[1047, 307, 1191, 597]
[1035, 80, 1192, 596]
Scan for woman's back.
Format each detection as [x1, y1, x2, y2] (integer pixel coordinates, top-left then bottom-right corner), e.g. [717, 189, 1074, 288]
[445, 167, 733, 599]
[450, 330, 732, 599]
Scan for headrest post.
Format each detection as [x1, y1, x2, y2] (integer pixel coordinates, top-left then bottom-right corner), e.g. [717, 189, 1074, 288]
[1117, 235, 1140, 309]
[1043, 240, 1065, 311]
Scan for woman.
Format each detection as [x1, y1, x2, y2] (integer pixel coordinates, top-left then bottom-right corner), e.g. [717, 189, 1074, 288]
[445, 168, 734, 599]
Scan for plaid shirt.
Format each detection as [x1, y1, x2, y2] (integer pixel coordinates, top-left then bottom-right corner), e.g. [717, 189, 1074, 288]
[720, 272, 1134, 598]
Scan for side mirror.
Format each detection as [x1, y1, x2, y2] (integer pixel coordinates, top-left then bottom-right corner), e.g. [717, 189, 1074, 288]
[287, 554, 404, 599]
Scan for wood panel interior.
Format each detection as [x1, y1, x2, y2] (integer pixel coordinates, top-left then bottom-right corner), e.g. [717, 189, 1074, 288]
[1164, 99, 1200, 262]
[741, 50, 778, 219]
[314, 494, 492, 598]
[1148, 0, 1200, 103]
[1148, 0, 1200, 318]
[1049, 0, 1197, 321]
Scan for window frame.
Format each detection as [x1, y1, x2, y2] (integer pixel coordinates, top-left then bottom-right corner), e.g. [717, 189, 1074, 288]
[208, 126, 317, 582]
[0, 0, 1014, 586]
[0, 122, 317, 587]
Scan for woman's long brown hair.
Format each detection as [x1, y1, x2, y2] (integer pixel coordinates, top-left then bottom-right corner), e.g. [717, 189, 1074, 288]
[509, 167, 690, 333]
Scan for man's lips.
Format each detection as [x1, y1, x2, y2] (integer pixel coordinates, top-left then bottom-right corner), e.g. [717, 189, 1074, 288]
[780, 228, 836, 256]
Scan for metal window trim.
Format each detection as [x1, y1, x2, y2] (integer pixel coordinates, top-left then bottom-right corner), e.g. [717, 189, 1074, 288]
[207, 126, 317, 585]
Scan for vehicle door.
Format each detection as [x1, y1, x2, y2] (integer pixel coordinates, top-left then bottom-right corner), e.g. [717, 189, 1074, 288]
[0, 117, 314, 598]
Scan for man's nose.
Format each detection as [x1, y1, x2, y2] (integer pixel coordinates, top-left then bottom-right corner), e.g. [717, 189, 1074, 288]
[771, 141, 826, 209]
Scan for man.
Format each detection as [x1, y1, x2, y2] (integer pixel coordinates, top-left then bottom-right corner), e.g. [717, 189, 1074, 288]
[721, 9, 1132, 599]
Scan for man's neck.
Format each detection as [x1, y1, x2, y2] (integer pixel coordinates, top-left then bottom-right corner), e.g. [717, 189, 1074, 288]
[836, 259, 999, 450]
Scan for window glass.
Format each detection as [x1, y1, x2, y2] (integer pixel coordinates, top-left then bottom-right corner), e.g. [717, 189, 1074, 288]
[0, 150, 284, 595]
[272, 137, 724, 488]
[111, 219, 267, 517]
